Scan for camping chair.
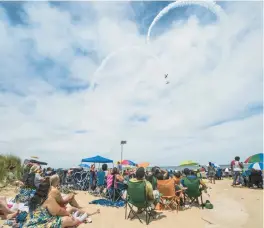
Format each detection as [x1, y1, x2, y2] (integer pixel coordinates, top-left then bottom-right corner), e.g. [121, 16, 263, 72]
[125, 180, 154, 225]
[157, 179, 180, 212]
[182, 177, 204, 209]
[105, 174, 127, 201]
[106, 182, 126, 201]
[94, 171, 106, 197]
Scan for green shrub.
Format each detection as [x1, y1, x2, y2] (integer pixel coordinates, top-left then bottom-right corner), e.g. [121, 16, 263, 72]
[0, 154, 22, 182]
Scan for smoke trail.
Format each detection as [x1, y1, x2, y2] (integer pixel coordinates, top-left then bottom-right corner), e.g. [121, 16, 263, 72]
[147, 0, 226, 43]
[89, 46, 167, 91]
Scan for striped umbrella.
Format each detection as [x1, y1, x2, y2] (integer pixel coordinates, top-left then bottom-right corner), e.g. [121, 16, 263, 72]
[248, 162, 264, 170]
[120, 160, 137, 166]
[244, 153, 263, 163]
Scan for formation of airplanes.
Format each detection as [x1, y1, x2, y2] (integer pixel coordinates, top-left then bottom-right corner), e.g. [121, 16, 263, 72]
[165, 74, 169, 84]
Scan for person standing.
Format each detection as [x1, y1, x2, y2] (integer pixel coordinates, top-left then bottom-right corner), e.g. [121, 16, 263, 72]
[230, 156, 244, 186]
[117, 161, 122, 172]
[208, 162, 216, 184]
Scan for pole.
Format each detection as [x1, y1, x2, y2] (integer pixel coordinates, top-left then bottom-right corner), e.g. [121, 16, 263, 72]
[121, 144, 123, 166]
[120, 140, 127, 171]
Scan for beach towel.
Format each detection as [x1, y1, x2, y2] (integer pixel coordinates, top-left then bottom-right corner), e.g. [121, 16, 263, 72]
[23, 207, 62, 228]
[89, 199, 125, 208]
[14, 188, 36, 203]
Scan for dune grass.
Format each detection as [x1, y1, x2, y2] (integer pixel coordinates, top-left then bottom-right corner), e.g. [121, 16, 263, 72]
[0, 154, 22, 183]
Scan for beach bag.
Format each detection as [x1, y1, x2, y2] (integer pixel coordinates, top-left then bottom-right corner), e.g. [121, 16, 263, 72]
[204, 200, 214, 209]
[16, 211, 28, 223]
[29, 178, 50, 211]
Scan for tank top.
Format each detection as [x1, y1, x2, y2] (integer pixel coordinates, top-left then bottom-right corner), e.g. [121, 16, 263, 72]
[107, 174, 117, 189]
[232, 161, 242, 172]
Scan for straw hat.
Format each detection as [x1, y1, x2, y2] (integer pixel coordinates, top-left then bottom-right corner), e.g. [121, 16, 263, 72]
[30, 164, 40, 173]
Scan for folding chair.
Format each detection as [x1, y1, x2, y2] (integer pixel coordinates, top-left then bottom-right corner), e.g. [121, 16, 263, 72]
[105, 182, 126, 201]
[93, 171, 106, 197]
[182, 177, 204, 209]
[157, 179, 180, 212]
[125, 180, 154, 225]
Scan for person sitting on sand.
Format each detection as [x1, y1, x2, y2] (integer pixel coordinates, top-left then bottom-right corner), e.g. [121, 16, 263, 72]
[0, 196, 20, 220]
[44, 174, 82, 209]
[24, 174, 99, 227]
[33, 166, 46, 189]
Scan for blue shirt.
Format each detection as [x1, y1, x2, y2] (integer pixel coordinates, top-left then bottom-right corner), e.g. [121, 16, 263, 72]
[181, 175, 197, 187]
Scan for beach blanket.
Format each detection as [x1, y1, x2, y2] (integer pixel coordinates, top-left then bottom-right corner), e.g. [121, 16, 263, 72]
[89, 199, 125, 208]
[14, 188, 36, 203]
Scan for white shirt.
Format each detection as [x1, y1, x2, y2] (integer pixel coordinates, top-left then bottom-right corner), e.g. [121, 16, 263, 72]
[232, 161, 242, 172]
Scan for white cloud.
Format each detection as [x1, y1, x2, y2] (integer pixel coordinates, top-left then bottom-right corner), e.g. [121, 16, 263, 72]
[0, 1, 262, 168]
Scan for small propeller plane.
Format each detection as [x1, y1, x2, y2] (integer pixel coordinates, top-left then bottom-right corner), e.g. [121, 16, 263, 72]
[164, 74, 168, 79]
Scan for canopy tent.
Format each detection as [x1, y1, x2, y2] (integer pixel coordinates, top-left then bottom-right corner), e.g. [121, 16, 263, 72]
[81, 155, 113, 163]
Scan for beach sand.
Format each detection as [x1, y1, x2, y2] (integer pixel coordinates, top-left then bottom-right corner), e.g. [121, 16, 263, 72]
[0, 179, 263, 228]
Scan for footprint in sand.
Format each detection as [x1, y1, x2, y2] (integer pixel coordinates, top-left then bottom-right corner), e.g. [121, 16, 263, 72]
[202, 197, 248, 228]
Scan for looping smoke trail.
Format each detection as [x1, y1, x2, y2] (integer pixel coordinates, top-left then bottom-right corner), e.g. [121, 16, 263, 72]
[147, 0, 227, 43]
[89, 46, 167, 91]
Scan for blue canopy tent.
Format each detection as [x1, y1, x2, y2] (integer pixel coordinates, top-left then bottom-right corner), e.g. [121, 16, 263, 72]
[81, 155, 113, 163]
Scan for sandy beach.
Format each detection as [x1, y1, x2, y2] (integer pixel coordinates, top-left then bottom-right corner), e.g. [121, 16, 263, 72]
[0, 179, 262, 228]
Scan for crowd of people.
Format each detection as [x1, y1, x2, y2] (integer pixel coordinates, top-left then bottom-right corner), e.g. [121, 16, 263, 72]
[0, 156, 263, 227]
[0, 162, 99, 227]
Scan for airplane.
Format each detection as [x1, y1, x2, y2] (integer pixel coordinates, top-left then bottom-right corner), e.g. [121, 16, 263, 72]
[164, 74, 168, 78]
[166, 81, 170, 84]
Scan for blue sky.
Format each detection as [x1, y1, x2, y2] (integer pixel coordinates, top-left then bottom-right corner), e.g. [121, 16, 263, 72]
[0, 1, 262, 168]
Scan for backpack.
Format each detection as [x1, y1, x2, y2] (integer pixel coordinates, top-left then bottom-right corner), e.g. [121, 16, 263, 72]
[29, 178, 50, 212]
[24, 172, 36, 188]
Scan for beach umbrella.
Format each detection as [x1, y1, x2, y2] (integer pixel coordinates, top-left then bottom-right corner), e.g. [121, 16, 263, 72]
[179, 160, 198, 167]
[248, 162, 264, 171]
[244, 153, 263, 163]
[138, 162, 150, 168]
[119, 160, 137, 166]
[79, 164, 90, 168]
[207, 162, 220, 168]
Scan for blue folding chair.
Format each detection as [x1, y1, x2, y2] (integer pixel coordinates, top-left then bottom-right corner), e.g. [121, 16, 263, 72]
[95, 171, 106, 196]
